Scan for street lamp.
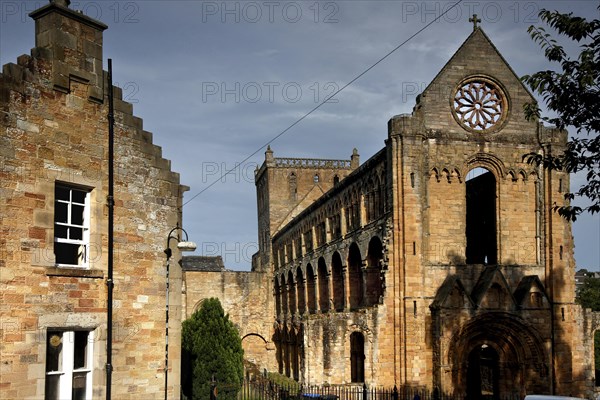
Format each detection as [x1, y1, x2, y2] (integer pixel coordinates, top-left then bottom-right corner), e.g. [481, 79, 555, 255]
[164, 224, 196, 400]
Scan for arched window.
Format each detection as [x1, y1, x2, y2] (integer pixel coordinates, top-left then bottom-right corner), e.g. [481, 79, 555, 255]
[317, 258, 329, 312]
[331, 252, 345, 311]
[333, 175, 340, 185]
[274, 277, 282, 318]
[296, 267, 305, 314]
[466, 167, 497, 264]
[348, 243, 363, 309]
[281, 274, 288, 317]
[329, 209, 342, 240]
[350, 332, 365, 383]
[365, 237, 384, 306]
[306, 264, 317, 313]
[288, 271, 296, 316]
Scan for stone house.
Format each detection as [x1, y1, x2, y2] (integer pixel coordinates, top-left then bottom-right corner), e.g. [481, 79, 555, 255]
[1, 1, 188, 398]
[184, 25, 599, 398]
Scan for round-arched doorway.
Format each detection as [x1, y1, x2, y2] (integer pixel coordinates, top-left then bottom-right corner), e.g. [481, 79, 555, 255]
[447, 313, 549, 397]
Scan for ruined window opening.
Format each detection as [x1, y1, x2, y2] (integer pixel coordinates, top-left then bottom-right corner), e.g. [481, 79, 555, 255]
[350, 332, 365, 383]
[274, 278, 282, 318]
[331, 252, 345, 311]
[317, 258, 329, 312]
[54, 184, 91, 267]
[296, 267, 305, 315]
[316, 221, 327, 247]
[354, 197, 361, 229]
[558, 178, 563, 193]
[281, 275, 288, 316]
[306, 264, 317, 313]
[279, 248, 285, 269]
[287, 271, 296, 315]
[376, 184, 384, 218]
[286, 242, 294, 264]
[365, 191, 372, 223]
[329, 213, 342, 240]
[45, 329, 94, 400]
[295, 237, 302, 259]
[365, 237, 384, 306]
[304, 230, 313, 253]
[348, 243, 364, 309]
[466, 167, 497, 265]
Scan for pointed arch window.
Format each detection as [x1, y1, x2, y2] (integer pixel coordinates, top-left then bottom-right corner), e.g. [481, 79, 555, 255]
[466, 167, 497, 264]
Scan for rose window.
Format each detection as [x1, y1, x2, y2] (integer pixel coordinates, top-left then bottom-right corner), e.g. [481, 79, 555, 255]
[452, 78, 507, 132]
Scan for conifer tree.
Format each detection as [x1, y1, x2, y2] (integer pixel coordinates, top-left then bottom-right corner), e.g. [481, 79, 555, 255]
[182, 298, 244, 400]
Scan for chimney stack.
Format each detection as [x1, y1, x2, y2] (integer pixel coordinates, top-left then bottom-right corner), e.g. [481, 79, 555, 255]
[29, 0, 108, 102]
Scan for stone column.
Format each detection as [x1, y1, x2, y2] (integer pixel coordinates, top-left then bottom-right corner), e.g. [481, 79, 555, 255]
[327, 271, 334, 312]
[342, 265, 349, 311]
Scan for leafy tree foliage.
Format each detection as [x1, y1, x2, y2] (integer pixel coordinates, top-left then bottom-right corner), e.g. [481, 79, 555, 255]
[575, 275, 600, 311]
[522, 6, 600, 221]
[182, 298, 244, 400]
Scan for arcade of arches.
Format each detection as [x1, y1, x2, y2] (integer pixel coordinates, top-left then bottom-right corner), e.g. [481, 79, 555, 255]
[274, 237, 385, 318]
[272, 236, 384, 382]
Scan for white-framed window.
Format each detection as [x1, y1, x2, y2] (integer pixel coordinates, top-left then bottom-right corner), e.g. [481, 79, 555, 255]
[45, 329, 94, 400]
[54, 184, 91, 267]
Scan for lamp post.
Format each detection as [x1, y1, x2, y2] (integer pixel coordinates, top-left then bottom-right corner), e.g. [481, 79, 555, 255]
[164, 224, 196, 400]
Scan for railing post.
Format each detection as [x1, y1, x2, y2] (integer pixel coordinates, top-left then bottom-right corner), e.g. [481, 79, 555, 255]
[362, 383, 367, 400]
[393, 385, 398, 400]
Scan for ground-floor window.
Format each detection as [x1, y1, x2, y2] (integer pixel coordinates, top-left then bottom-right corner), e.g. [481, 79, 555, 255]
[45, 329, 94, 400]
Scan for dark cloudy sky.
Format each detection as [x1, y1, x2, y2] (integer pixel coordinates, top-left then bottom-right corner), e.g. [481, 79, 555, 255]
[2, 0, 598, 271]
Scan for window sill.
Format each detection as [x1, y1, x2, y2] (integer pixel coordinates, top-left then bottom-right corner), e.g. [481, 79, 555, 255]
[46, 267, 104, 279]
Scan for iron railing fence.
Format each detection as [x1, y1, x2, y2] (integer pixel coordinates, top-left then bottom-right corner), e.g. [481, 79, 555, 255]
[214, 379, 523, 400]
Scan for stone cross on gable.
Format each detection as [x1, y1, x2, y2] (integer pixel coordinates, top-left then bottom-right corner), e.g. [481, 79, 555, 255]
[469, 14, 482, 30]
